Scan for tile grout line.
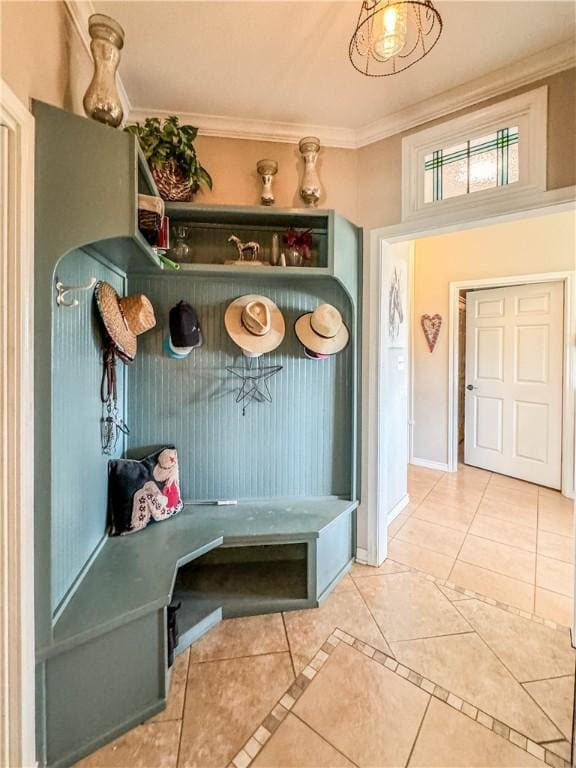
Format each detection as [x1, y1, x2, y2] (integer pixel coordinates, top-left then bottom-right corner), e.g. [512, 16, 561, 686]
[405, 695, 432, 768]
[474, 508, 540, 533]
[449, 600, 568, 744]
[175, 649, 194, 768]
[351, 565, 398, 655]
[383, 629, 477, 645]
[521, 673, 575, 685]
[289, 710, 363, 768]
[189, 649, 293, 666]
[453, 527, 538, 556]
[455, 551, 536, 587]
[280, 611, 298, 681]
[230, 626, 571, 768]
[446, 470, 492, 585]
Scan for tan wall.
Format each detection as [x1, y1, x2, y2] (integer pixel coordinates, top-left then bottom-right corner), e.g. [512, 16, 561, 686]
[1, 1, 91, 114]
[358, 68, 576, 229]
[193, 136, 359, 223]
[412, 209, 576, 465]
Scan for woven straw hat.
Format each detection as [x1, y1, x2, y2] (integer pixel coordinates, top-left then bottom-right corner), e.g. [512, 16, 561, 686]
[294, 303, 349, 355]
[95, 281, 156, 362]
[224, 294, 285, 356]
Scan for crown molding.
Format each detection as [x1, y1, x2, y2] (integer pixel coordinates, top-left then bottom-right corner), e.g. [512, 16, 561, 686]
[63, 0, 132, 119]
[129, 40, 574, 149]
[64, 0, 574, 151]
[355, 40, 575, 147]
[127, 107, 358, 149]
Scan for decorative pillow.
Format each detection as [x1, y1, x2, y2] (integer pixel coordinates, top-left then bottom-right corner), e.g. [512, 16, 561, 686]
[108, 446, 183, 535]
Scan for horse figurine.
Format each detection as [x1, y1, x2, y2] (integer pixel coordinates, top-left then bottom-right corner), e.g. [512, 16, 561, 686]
[228, 235, 261, 262]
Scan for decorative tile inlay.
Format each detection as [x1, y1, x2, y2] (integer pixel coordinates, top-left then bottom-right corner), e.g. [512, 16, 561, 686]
[234, 627, 572, 768]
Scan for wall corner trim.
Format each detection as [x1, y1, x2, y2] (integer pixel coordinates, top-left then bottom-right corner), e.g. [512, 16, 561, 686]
[0, 79, 36, 768]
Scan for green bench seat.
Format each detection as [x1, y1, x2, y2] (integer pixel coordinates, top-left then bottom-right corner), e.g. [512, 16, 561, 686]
[41, 497, 357, 767]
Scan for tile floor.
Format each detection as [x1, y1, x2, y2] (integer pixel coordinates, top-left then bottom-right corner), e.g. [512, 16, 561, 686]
[390, 464, 575, 627]
[77, 465, 576, 768]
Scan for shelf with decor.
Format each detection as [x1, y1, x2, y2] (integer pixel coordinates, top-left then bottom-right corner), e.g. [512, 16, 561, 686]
[162, 202, 359, 300]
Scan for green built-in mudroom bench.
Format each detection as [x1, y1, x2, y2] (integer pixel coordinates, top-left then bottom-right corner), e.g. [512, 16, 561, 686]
[33, 101, 361, 767]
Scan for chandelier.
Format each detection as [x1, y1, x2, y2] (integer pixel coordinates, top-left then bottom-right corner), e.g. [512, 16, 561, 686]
[349, 1, 443, 77]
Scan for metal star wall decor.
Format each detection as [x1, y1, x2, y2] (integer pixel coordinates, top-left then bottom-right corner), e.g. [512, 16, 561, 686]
[226, 357, 283, 415]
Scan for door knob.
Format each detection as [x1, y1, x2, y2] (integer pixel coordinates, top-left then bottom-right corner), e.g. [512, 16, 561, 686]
[466, 384, 477, 391]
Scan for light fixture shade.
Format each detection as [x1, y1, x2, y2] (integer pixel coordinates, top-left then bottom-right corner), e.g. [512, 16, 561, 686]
[349, 0, 443, 77]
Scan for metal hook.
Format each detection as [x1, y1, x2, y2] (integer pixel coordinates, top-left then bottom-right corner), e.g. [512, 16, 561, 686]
[55, 276, 97, 308]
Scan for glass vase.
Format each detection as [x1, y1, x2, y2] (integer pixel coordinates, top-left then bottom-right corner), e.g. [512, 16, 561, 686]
[299, 136, 321, 208]
[83, 14, 125, 128]
[286, 248, 303, 267]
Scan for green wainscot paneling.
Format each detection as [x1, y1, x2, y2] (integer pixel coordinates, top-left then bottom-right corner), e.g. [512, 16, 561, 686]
[127, 274, 354, 501]
[51, 249, 126, 613]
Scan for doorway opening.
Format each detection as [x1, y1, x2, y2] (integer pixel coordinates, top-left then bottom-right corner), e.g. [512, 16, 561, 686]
[384, 208, 575, 630]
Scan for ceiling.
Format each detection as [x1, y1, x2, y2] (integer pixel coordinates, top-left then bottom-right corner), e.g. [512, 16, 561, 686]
[94, 1, 576, 137]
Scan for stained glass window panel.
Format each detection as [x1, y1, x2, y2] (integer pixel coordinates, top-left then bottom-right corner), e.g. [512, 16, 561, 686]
[423, 126, 520, 203]
[424, 166, 434, 204]
[508, 141, 519, 184]
[442, 155, 468, 199]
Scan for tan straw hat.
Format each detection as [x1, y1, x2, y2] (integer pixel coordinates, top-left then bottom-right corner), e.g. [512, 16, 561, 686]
[224, 294, 285, 356]
[95, 281, 156, 362]
[294, 303, 349, 355]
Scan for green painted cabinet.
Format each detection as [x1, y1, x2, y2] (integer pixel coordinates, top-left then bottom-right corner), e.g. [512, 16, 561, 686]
[33, 100, 362, 767]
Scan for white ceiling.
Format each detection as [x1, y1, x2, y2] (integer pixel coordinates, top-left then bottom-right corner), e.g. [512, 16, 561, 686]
[94, 1, 576, 136]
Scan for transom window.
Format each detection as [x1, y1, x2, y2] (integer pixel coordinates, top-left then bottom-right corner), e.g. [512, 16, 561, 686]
[401, 87, 547, 221]
[424, 126, 519, 203]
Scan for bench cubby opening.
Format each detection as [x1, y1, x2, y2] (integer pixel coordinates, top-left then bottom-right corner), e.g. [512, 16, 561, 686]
[173, 542, 309, 651]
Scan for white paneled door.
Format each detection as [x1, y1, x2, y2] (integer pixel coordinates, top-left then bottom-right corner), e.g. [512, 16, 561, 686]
[464, 282, 564, 489]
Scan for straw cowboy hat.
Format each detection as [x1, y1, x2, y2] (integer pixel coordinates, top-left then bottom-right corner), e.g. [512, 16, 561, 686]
[294, 303, 349, 355]
[224, 294, 285, 356]
[95, 281, 156, 362]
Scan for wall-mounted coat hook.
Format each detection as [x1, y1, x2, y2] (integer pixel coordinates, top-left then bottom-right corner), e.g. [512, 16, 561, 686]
[55, 276, 97, 308]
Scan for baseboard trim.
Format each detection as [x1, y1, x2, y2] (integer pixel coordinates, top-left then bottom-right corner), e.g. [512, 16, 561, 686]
[410, 457, 450, 472]
[388, 494, 410, 525]
[356, 547, 369, 564]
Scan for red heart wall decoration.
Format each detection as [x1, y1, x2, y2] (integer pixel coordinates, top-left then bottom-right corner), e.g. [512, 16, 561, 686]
[421, 313, 442, 352]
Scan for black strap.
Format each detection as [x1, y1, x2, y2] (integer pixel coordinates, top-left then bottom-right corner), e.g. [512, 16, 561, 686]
[100, 342, 117, 404]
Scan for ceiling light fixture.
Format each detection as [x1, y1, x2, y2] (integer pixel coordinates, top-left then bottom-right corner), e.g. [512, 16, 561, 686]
[349, 1, 443, 77]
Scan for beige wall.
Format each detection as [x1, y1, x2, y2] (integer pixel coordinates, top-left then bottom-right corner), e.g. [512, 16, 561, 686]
[358, 68, 576, 229]
[412, 209, 576, 465]
[193, 136, 359, 223]
[1, 1, 91, 114]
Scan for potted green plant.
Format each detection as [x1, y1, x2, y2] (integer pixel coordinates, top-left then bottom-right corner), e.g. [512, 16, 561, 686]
[125, 116, 212, 202]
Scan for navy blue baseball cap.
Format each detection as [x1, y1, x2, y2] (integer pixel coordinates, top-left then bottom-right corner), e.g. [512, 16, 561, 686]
[165, 301, 203, 358]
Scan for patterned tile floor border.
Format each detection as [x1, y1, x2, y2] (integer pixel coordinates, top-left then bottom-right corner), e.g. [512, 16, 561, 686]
[228, 627, 573, 768]
[380, 559, 573, 636]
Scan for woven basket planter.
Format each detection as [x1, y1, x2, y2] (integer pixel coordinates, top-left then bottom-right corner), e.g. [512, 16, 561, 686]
[152, 161, 199, 202]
